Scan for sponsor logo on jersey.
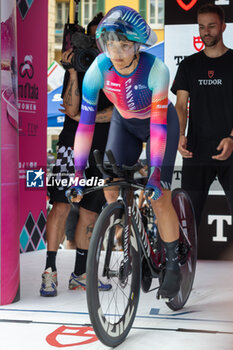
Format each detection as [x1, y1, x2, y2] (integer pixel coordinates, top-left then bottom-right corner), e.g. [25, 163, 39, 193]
[134, 84, 147, 90]
[105, 80, 121, 92]
[81, 105, 94, 112]
[106, 80, 121, 87]
[125, 78, 136, 110]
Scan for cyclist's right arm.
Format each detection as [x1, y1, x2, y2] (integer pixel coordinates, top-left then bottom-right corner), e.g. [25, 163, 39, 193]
[68, 55, 106, 202]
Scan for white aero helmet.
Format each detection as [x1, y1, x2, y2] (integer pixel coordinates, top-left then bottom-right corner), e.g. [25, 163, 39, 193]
[96, 6, 157, 53]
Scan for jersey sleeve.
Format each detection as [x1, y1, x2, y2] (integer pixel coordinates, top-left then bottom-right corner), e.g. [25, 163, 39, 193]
[170, 59, 189, 95]
[73, 56, 105, 180]
[148, 58, 170, 190]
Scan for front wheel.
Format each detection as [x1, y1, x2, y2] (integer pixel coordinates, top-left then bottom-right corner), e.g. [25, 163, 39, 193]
[86, 201, 141, 347]
[166, 189, 197, 311]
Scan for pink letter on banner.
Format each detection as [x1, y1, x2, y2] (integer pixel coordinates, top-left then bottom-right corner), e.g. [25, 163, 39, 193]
[17, 0, 48, 255]
[1, 0, 19, 305]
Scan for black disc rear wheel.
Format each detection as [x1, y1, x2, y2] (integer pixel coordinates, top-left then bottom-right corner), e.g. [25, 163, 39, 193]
[166, 189, 197, 311]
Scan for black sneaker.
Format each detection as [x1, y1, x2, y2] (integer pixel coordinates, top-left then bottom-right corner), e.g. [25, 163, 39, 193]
[158, 268, 181, 299]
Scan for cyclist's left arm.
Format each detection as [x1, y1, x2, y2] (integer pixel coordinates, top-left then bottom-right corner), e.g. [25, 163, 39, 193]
[147, 58, 170, 200]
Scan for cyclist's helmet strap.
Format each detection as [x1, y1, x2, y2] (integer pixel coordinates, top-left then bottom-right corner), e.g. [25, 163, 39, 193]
[96, 6, 157, 53]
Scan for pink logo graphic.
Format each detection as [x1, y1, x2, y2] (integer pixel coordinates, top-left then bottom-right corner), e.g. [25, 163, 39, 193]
[176, 0, 198, 11]
[208, 70, 214, 78]
[193, 36, 204, 52]
[46, 326, 98, 347]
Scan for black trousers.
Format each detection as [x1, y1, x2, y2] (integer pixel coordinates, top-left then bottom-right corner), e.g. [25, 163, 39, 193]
[181, 156, 233, 230]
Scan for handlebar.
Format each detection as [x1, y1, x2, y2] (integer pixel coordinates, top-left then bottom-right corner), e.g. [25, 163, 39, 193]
[94, 149, 144, 180]
[66, 149, 148, 204]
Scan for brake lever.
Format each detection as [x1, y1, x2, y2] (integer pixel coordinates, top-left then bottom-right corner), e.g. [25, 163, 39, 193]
[144, 188, 154, 203]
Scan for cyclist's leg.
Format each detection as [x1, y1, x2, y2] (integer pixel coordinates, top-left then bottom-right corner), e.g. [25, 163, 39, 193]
[147, 102, 180, 242]
[147, 102, 180, 298]
[150, 190, 179, 242]
[103, 108, 143, 203]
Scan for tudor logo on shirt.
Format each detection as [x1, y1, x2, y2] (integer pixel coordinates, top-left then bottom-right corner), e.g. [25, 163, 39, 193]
[193, 36, 204, 52]
[198, 71, 222, 86]
[208, 71, 214, 78]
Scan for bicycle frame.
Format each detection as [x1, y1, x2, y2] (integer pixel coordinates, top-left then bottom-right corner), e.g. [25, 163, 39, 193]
[80, 148, 194, 293]
[99, 180, 162, 284]
[83, 177, 193, 283]
[132, 198, 162, 276]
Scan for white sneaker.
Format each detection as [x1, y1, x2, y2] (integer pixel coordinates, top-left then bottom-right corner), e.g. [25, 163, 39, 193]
[40, 267, 57, 297]
[68, 272, 112, 291]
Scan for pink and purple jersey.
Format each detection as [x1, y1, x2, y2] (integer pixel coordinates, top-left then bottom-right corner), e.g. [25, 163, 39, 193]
[74, 51, 169, 188]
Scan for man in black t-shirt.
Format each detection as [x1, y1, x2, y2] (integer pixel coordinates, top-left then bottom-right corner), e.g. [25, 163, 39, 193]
[40, 14, 113, 297]
[171, 3, 233, 231]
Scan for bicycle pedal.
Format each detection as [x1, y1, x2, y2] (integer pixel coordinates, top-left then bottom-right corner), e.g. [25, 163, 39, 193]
[156, 290, 161, 300]
[156, 289, 172, 302]
[163, 298, 170, 302]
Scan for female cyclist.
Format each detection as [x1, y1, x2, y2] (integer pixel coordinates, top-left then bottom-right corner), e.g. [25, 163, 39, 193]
[65, 6, 181, 300]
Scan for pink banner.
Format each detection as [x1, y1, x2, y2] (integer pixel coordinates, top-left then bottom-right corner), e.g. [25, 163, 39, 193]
[17, 0, 48, 254]
[1, 0, 19, 305]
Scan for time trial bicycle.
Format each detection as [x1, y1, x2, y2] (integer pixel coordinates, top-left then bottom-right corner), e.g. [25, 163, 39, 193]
[69, 150, 197, 347]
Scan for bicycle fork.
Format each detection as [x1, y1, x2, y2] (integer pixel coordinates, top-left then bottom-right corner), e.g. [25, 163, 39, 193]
[119, 190, 134, 286]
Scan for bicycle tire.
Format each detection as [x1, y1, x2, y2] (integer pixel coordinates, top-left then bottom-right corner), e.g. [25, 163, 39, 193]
[166, 188, 197, 311]
[86, 201, 141, 347]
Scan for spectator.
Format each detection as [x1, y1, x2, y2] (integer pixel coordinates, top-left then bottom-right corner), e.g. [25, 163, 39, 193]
[40, 13, 113, 297]
[171, 3, 233, 230]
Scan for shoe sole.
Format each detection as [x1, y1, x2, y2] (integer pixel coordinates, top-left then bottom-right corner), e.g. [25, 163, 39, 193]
[69, 284, 112, 291]
[69, 284, 86, 291]
[40, 292, 57, 297]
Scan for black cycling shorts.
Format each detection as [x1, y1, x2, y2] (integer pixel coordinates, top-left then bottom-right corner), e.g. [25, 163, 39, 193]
[104, 103, 179, 189]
